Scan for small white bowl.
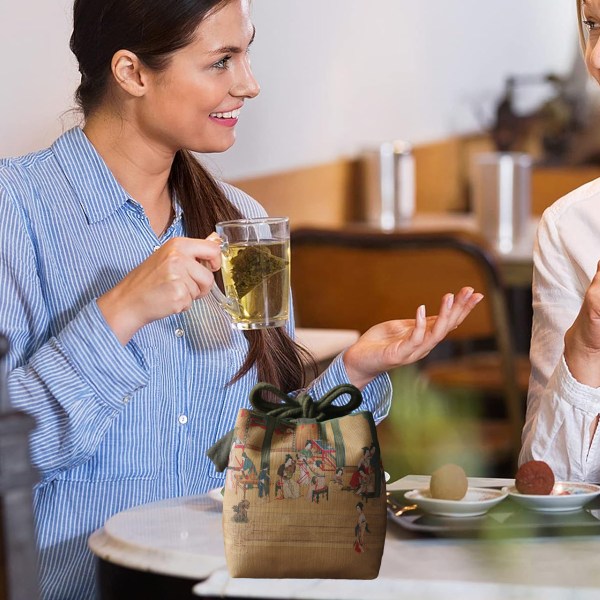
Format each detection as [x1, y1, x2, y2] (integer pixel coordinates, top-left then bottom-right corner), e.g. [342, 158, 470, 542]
[504, 482, 600, 513]
[404, 487, 508, 518]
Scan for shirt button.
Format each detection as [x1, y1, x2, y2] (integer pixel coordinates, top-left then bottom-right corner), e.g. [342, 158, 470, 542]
[178, 415, 188, 425]
[175, 328, 185, 338]
[153, 245, 160, 252]
[123, 395, 131, 403]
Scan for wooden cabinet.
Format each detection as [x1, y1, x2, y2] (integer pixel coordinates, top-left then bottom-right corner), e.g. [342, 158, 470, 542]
[531, 165, 600, 214]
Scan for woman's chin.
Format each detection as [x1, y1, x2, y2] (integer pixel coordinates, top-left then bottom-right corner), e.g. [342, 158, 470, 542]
[189, 133, 237, 155]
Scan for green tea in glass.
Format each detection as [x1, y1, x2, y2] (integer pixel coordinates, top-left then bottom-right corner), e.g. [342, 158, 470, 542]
[212, 217, 290, 329]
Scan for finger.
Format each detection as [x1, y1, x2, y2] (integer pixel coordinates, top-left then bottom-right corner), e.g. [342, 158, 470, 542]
[446, 287, 484, 329]
[453, 292, 484, 326]
[409, 304, 427, 346]
[185, 258, 218, 298]
[166, 237, 222, 272]
[383, 309, 427, 367]
[171, 281, 197, 313]
[207, 232, 222, 244]
[428, 293, 456, 341]
[442, 287, 473, 329]
[440, 286, 478, 331]
[196, 239, 222, 272]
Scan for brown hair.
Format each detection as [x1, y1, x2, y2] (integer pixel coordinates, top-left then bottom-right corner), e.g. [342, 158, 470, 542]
[70, 0, 314, 391]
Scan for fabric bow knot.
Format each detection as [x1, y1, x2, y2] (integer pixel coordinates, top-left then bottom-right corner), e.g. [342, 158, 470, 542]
[206, 382, 363, 472]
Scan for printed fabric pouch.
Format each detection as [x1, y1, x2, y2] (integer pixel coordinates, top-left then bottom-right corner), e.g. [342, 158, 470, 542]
[207, 382, 387, 579]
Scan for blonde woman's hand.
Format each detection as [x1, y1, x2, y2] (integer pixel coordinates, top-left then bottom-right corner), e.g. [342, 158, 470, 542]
[342, 286, 484, 389]
[97, 236, 222, 345]
[564, 260, 600, 387]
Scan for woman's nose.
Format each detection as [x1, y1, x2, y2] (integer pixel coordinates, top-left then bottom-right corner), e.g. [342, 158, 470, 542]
[231, 58, 260, 99]
[588, 38, 600, 73]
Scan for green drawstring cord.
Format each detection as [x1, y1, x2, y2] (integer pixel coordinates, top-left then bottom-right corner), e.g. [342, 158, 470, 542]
[206, 382, 363, 472]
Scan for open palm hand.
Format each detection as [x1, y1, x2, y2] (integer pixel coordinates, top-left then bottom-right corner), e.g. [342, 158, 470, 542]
[343, 286, 484, 388]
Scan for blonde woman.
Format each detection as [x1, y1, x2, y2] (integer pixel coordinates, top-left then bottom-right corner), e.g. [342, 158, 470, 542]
[521, 0, 600, 482]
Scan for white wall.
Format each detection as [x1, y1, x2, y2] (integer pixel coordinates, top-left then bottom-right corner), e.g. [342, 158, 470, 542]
[0, 1, 578, 180]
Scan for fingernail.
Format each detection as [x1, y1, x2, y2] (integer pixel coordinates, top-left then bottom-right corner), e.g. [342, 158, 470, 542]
[418, 304, 426, 319]
[446, 294, 454, 309]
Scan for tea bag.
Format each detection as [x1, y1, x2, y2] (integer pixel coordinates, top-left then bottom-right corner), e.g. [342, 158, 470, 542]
[231, 246, 288, 299]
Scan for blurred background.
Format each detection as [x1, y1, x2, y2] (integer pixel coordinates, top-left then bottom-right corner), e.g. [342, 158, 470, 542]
[0, 0, 580, 177]
[1, 0, 594, 479]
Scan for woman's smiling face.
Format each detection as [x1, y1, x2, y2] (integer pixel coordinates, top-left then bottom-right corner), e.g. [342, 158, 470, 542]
[135, 0, 259, 154]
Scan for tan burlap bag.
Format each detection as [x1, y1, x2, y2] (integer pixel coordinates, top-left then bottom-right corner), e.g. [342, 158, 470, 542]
[208, 383, 386, 579]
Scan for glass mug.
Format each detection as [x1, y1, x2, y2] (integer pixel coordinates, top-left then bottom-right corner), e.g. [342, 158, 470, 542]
[210, 217, 290, 329]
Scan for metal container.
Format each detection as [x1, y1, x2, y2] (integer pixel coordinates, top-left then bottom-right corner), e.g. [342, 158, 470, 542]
[361, 141, 415, 230]
[471, 152, 532, 252]
[0, 335, 40, 600]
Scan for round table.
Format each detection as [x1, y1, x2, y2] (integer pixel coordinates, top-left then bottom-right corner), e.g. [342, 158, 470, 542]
[88, 493, 225, 599]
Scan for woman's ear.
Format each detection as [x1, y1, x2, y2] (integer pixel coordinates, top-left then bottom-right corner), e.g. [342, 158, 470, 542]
[111, 50, 147, 97]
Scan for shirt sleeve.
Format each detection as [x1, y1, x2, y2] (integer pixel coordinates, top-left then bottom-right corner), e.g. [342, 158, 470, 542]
[0, 184, 149, 482]
[520, 205, 600, 481]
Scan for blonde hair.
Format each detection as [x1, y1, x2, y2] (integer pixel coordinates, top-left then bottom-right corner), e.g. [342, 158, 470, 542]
[577, 0, 586, 53]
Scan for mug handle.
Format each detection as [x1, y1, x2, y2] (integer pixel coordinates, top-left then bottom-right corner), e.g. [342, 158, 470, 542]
[206, 234, 240, 317]
[210, 284, 239, 316]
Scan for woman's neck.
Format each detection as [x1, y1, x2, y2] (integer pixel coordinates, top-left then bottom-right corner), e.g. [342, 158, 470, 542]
[83, 111, 175, 237]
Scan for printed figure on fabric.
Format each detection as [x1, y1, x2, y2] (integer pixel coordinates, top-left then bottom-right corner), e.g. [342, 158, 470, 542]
[258, 467, 270, 499]
[354, 502, 370, 553]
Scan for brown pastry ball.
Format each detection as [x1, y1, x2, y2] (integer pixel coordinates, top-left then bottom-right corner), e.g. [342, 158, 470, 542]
[515, 460, 555, 495]
[430, 463, 468, 500]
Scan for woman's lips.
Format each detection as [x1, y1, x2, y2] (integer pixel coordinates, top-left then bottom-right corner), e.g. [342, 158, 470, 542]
[209, 108, 241, 127]
[209, 116, 239, 127]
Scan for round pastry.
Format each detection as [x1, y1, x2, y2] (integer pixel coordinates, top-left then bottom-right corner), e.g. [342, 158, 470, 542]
[515, 460, 555, 495]
[429, 463, 468, 501]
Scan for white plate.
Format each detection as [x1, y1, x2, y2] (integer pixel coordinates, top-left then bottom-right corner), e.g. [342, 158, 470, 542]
[404, 487, 507, 518]
[504, 482, 600, 513]
[206, 487, 224, 504]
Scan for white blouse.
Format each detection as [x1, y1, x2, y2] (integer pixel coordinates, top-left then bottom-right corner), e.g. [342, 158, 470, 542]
[520, 176, 600, 482]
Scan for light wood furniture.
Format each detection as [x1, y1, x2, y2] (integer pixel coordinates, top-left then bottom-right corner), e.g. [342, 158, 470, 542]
[229, 137, 473, 229]
[531, 165, 600, 214]
[229, 133, 600, 229]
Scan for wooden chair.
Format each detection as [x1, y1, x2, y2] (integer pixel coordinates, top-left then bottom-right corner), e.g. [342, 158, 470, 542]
[290, 227, 530, 472]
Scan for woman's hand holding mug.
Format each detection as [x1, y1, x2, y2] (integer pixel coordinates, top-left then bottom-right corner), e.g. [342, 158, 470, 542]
[97, 237, 222, 345]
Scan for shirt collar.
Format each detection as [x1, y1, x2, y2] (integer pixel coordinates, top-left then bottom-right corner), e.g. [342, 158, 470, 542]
[52, 127, 130, 224]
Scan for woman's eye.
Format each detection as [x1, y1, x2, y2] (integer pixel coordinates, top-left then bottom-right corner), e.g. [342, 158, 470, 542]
[583, 19, 599, 31]
[213, 55, 232, 70]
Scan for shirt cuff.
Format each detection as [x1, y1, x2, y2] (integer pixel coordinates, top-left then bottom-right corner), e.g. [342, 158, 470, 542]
[308, 353, 392, 424]
[552, 354, 600, 414]
[55, 300, 149, 408]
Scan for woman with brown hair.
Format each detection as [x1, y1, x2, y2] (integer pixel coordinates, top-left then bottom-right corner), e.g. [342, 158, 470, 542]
[0, 0, 481, 596]
[521, 0, 600, 482]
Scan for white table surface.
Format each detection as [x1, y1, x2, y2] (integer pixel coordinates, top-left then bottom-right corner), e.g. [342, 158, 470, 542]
[88, 480, 600, 600]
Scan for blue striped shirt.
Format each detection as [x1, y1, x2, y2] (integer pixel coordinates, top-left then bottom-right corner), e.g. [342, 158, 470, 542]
[0, 127, 391, 599]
